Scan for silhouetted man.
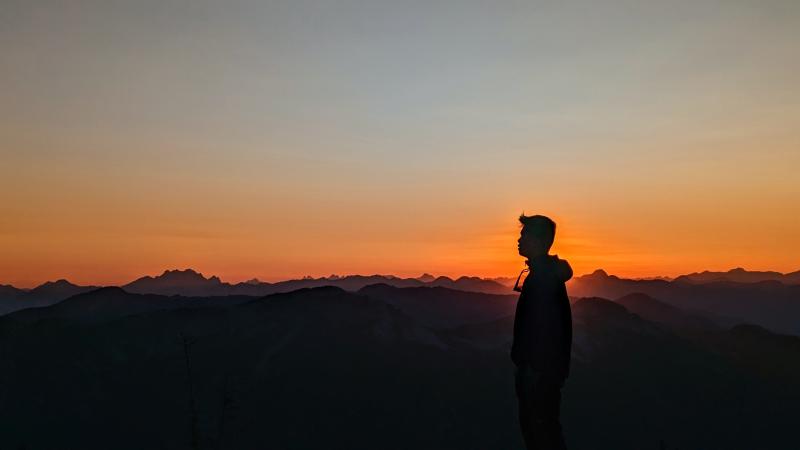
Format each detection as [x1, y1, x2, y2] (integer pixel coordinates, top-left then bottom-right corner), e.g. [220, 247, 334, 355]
[511, 214, 573, 450]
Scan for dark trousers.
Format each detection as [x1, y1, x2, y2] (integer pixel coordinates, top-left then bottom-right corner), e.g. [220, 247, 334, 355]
[514, 364, 567, 450]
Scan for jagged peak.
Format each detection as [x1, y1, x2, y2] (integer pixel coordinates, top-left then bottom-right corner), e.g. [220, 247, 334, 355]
[588, 269, 608, 277]
[455, 276, 483, 282]
[154, 269, 223, 283]
[36, 279, 79, 289]
[161, 268, 203, 277]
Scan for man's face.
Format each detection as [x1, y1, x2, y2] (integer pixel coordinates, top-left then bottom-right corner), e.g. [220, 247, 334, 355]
[517, 228, 546, 258]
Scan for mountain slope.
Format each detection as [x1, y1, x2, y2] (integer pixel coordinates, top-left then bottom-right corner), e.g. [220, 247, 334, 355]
[358, 283, 517, 329]
[614, 293, 717, 330]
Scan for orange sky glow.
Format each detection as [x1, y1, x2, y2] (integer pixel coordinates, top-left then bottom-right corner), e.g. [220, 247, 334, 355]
[2, 1, 799, 288]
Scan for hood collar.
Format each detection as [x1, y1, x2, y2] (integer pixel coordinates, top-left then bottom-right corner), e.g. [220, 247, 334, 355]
[525, 254, 573, 282]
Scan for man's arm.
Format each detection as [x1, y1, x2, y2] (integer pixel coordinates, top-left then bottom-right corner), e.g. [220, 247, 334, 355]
[532, 274, 565, 367]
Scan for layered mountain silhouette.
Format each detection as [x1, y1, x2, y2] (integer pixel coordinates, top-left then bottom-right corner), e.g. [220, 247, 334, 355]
[0, 270, 510, 316]
[0, 279, 98, 315]
[417, 273, 436, 282]
[122, 269, 512, 297]
[123, 269, 233, 296]
[674, 267, 800, 284]
[2, 267, 799, 338]
[0, 284, 797, 449]
[614, 293, 718, 330]
[358, 283, 518, 329]
[569, 269, 800, 335]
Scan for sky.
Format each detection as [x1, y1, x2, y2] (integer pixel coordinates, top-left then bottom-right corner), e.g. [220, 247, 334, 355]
[2, 0, 799, 288]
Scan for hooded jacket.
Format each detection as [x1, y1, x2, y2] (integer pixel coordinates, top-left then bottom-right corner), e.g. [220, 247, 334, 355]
[510, 254, 573, 380]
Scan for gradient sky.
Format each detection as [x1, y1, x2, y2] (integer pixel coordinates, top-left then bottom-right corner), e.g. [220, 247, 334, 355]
[2, 0, 799, 287]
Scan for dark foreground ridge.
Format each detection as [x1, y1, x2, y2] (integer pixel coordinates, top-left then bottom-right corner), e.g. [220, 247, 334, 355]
[0, 284, 798, 449]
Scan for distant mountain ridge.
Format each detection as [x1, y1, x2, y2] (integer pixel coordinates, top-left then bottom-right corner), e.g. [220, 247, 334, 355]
[2, 267, 800, 335]
[121, 268, 512, 298]
[613, 292, 718, 330]
[673, 267, 800, 285]
[569, 269, 800, 335]
[0, 279, 98, 315]
[1, 270, 513, 316]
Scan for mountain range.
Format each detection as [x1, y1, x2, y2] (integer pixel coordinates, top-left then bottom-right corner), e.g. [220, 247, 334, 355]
[0, 279, 98, 315]
[0, 269, 511, 316]
[673, 267, 800, 284]
[3, 267, 799, 336]
[568, 269, 800, 335]
[124, 269, 513, 297]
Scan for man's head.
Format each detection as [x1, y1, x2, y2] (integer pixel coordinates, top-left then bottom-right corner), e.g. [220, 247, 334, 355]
[517, 214, 556, 259]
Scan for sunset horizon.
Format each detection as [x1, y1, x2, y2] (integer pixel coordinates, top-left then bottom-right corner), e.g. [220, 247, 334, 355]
[5, 261, 800, 290]
[2, 2, 799, 448]
[3, 2, 799, 291]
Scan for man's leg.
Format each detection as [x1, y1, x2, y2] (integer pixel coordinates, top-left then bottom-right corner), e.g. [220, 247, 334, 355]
[516, 367, 566, 450]
[514, 364, 536, 449]
[531, 375, 566, 450]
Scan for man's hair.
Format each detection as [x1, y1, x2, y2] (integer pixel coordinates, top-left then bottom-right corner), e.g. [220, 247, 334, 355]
[519, 214, 556, 250]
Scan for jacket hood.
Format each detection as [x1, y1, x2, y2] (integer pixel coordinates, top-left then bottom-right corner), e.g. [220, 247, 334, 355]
[526, 254, 573, 282]
[553, 255, 573, 282]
